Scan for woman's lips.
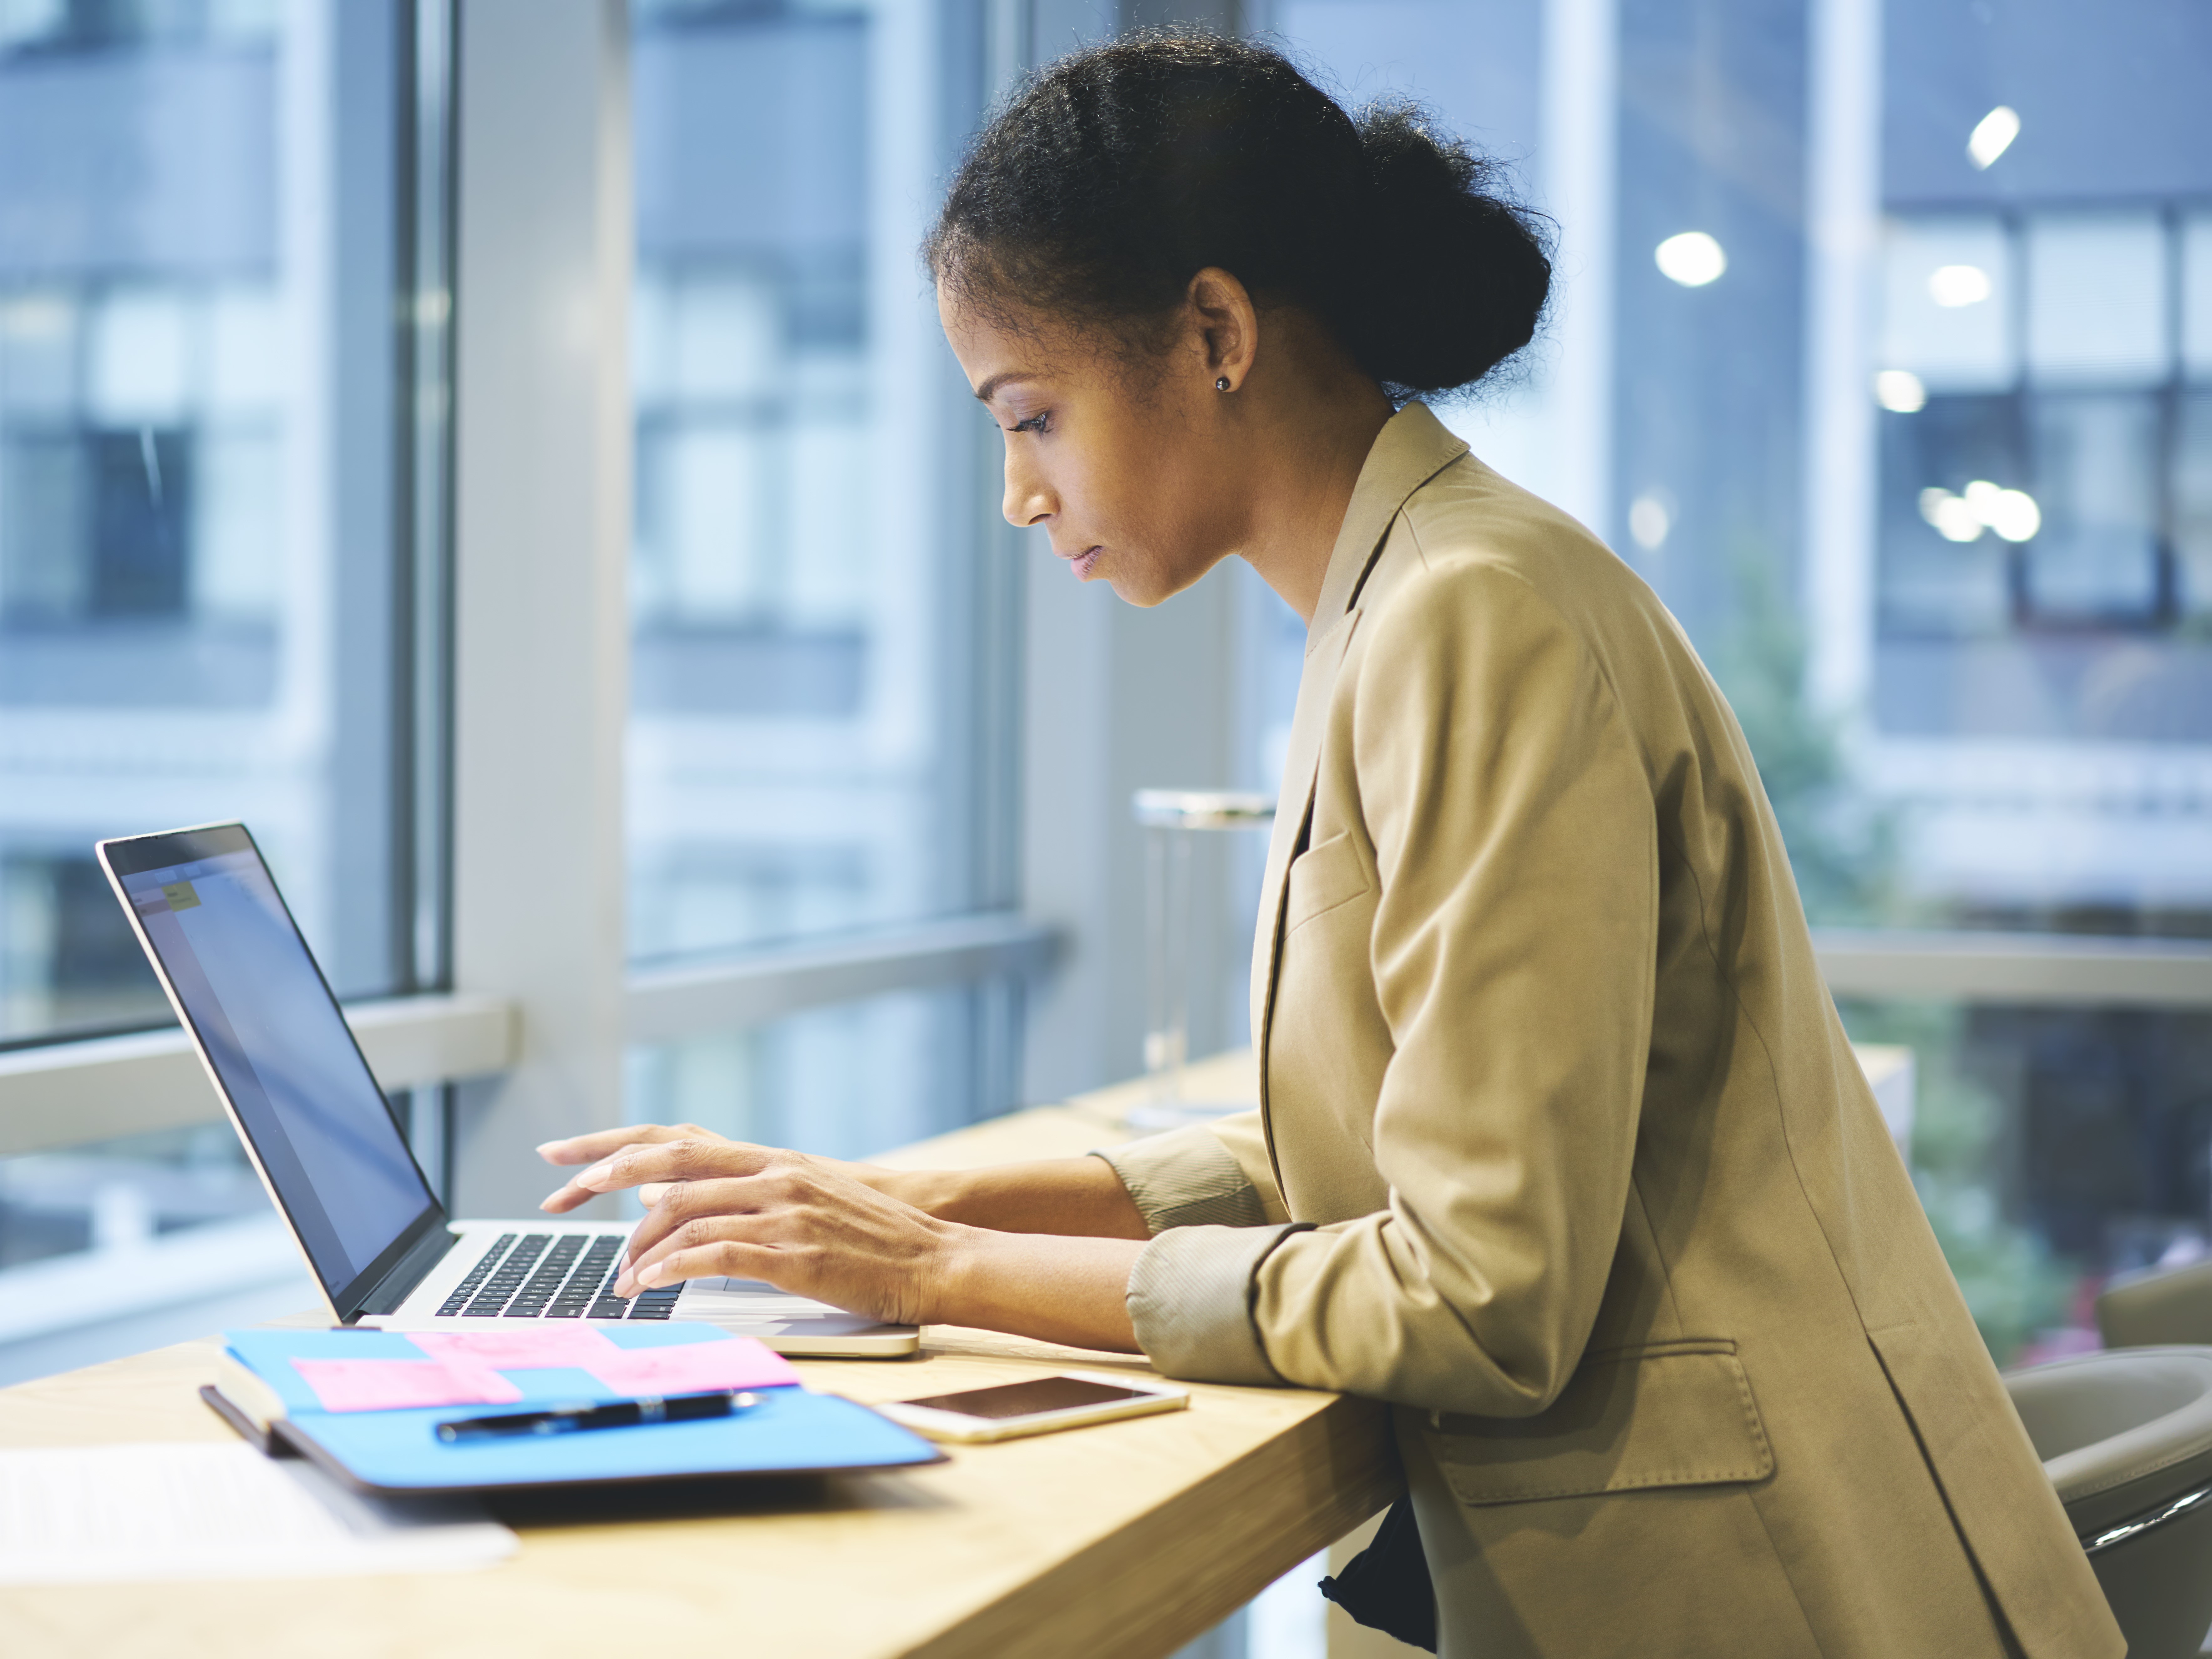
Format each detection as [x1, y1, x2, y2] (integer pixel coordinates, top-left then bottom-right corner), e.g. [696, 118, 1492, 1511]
[1067, 546, 1102, 580]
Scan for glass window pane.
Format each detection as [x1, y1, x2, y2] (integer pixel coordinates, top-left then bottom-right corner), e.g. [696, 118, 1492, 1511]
[0, 3, 422, 1046]
[2024, 212, 2169, 390]
[2022, 392, 2162, 621]
[1881, 217, 2017, 394]
[1876, 394, 2022, 639]
[627, 0, 995, 968]
[625, 985, 997, 1163]
[2186, 214, 2212, 383]
[2178, 391, 2212, 621]
[0, 2, 432, 1384]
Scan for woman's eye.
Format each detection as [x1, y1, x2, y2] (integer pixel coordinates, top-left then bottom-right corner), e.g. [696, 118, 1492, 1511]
[1011, 411, 1050, 435]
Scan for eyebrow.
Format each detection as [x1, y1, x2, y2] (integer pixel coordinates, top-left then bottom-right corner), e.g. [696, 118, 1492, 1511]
[972, 371, 1038, 403]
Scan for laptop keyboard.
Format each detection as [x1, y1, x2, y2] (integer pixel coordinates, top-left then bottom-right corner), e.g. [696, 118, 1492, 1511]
[433, 1232, 684, 1322]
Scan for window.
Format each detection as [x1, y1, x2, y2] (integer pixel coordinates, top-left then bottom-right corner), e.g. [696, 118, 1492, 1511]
[0, 0, 447, 1380]
[1877, 211, 2207, 658]
[624, 0, 1020, 1142]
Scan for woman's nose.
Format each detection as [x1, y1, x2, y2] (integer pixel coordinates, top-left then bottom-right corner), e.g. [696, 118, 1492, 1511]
[1002, 456, 1053, 529]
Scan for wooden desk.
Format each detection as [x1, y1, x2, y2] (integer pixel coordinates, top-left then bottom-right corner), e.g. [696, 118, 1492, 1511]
[0, 1053, 1398, 1659]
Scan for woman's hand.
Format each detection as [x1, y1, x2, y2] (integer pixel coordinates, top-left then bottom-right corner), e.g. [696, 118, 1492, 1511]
[539, 1122, 1154, 1240]
[534, 1127, 1147, 1349]
[538, 1133, 946, 1322]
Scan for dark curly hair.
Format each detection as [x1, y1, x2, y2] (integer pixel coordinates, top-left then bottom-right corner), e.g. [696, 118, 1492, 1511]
[925, 32, 1552, 403]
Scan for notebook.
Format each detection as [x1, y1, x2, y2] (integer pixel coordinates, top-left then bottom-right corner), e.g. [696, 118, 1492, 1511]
[207, 1325, 943, 1497]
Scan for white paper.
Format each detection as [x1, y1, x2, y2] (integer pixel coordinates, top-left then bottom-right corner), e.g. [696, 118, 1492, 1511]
[0, 1442, 518, 1584]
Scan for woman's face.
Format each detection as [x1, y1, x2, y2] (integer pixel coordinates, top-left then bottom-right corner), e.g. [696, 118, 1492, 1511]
[939, 290, 1244, 608]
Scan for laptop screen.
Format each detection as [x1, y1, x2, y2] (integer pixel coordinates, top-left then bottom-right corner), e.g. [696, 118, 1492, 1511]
[104, 827, 436, 1300]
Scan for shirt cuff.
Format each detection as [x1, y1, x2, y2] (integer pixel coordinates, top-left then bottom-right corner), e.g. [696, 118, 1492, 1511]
[1126, 1221, 1313, 1386]
[1093, 1125, 1271, 1235]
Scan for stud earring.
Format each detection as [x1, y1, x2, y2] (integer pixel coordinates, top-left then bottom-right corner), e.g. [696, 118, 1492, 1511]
[1215, 376, 1231, 392]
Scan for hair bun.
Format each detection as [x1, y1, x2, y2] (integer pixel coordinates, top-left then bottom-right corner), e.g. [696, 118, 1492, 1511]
[1347, 103, 1553, 394]
[928, 35, 1553, 402]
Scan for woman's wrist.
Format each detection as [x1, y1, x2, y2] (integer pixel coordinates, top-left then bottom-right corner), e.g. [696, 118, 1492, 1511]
[925, 1226, 1146, 1351]
[858, 1164, 973, 1220]
[925, 1220, 994, 1327]
[856, 1158, 1149, 1239]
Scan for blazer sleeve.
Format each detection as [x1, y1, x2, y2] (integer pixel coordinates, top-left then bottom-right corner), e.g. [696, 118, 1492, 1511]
[1096, 1113, 1291, 1233]
[1127, 564, 1660, 1414]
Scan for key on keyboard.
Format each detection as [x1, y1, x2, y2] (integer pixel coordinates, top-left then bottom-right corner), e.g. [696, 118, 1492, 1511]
[435, 1232, 517, 1317]
[462, 1233, 549, 1315]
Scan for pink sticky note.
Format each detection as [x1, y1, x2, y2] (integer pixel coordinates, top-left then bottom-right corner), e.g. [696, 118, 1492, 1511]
[408, 1328, 620, 1370]
[583, 1336, 802, 1397]
[292, 1358, 523, 1413]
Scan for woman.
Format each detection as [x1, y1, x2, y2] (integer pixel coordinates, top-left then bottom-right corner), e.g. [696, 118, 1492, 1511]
[541, 36, 2118, 1658]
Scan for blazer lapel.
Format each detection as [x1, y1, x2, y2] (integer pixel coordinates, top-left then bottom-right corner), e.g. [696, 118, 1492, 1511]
[1250, 402, 1473, 1137]
[1250, 608, 1360, 1045]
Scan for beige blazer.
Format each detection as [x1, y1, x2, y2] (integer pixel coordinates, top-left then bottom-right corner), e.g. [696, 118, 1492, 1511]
[1101, 405, 2120, 1658]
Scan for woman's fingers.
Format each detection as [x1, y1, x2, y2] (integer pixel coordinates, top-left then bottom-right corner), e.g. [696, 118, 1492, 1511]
[535, 1122, 719, 1166]
[615, 1174, 768, 1280]
[614, 1198, 779, 1297]
[537, 1135, 775, 1213]
[583, 1139, 774, 1193]
[632, 1238, 785, 1295]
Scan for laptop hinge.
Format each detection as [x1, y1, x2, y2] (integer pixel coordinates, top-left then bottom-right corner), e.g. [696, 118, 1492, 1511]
[351, 1223, 460, 1320]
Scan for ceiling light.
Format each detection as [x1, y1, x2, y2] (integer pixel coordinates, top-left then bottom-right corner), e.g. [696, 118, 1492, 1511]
[1967, 105, 2020, 170]
[1919, 488, 1985, 543]
[1928, 264, 1991, 307]
[1655, 232, 1727, 288]
[1875, 370, 1927, 413]
[1984, 488, 2041, 542]
[1628, 492, 1671, 550]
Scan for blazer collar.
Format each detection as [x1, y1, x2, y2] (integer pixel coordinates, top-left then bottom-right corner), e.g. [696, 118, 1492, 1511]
[1306, 401, 1470, 640]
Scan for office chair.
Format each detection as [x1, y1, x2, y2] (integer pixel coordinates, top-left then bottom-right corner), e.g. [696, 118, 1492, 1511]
[2097, 1261, 2212, 1351]
[2004, 1347, 2212, 1659]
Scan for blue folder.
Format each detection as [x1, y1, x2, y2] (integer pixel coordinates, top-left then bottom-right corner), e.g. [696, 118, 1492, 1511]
[213, 1326, 943, 1496]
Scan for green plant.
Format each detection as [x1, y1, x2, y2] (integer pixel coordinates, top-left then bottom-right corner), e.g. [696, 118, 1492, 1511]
[1711, 544, 1900, 927]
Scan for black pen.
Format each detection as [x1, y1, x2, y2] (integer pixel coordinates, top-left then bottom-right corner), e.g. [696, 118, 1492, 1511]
[435, 1390, 760, 1443]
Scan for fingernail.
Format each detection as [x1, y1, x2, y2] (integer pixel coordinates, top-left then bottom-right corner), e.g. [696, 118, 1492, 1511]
[577, 1160, 614, 1189]
[534, 1140, 561, 1154]
[637, 1262, 664, 1287]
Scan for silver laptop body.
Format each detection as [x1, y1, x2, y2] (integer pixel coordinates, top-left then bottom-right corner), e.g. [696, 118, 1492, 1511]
[96, 821, 918, 1359]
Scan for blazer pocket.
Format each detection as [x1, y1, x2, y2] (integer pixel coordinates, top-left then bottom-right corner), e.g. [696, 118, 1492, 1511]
[1284, 831, 1372, 934]
[1423, 1338, 1774, 1505]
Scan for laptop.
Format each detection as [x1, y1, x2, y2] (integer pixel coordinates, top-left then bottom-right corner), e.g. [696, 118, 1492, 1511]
[96, 822, 920, 1358]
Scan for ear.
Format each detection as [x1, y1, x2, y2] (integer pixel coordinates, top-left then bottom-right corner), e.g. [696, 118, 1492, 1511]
[1185, 267, 1259, 393]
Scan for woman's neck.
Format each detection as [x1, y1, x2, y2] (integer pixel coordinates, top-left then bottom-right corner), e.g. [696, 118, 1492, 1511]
[1231, 345, 1395, 626]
